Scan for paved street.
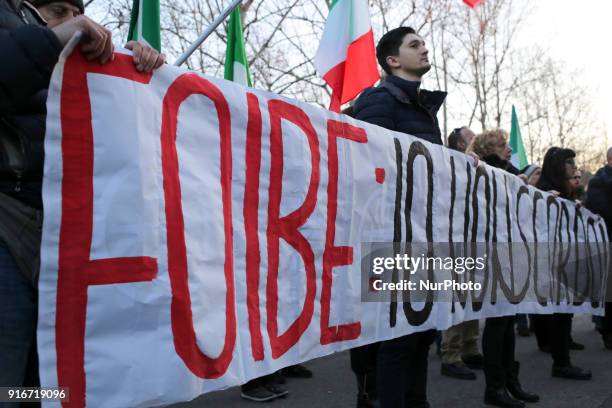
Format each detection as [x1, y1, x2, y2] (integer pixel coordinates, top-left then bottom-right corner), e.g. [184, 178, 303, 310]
[175, 315, 612, 408]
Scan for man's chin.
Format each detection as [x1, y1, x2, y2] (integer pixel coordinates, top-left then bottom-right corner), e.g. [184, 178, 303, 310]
[409, 64, 432, 77]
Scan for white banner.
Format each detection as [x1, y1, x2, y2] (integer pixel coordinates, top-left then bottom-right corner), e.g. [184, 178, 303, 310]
[38, 48, 609, 407]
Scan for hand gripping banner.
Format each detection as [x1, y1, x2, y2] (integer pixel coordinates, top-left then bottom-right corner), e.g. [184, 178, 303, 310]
[38, 47, 610, 407]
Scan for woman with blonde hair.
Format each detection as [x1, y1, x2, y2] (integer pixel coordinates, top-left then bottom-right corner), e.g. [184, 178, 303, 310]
[469, 129, 520, 175]
[469, 130, 539, 407]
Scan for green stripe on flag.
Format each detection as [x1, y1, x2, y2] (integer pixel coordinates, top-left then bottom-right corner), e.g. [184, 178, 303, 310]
[224, 8, 252, 87]
[128, 0, 161, 52]
[510, 105, 529, 170]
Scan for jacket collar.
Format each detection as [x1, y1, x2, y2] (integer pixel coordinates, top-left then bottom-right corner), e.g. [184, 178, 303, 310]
[385, 75, 421, 103]
[380, 75, 447, 115]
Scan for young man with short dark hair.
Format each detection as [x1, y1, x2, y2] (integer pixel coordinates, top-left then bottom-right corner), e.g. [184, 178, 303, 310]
[352, 26, 446, 408]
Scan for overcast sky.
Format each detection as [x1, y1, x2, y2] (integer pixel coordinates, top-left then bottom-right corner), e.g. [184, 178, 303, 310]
[521, 0, 611, 145]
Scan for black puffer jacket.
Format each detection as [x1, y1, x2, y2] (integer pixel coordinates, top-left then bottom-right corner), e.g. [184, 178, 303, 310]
[585, 165, 612, 236]
[0, 0, 62, 209]
[353, 74, 447, 145]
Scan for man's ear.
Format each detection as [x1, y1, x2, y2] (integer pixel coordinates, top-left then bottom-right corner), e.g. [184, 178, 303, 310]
[386, 55, 400, 70]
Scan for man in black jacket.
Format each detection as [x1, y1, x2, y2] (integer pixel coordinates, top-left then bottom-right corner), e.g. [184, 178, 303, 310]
[0, 0, 162, 389]
[353, 27, 446, 145]
[352, 26, 445, 408]
[585, 147, 612, 350]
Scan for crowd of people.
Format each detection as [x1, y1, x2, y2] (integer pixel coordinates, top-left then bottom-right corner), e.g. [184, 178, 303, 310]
[242, 24, 612, 408]
[1, 2, 610, 407]
[341, 26, 612, 408]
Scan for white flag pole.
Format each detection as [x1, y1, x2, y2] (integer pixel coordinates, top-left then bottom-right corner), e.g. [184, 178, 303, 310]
[174, 0, 243, 66]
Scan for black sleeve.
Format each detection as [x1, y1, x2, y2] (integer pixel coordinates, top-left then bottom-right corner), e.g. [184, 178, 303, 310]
[586, 178, 612, 221]
[0, 25, 62, 112]
[353, 89, 395, 131]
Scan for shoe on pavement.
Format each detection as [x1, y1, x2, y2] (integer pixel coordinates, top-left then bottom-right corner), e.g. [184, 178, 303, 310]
[282, 364, 313, 378]
[507, 362, 539, 403]
[264, 383, 289, 398]
[552, 365, 592, 380]
[441, 362, 476, 380]
[507, 384, 540, 403]
[269, 370, 286, 385]
[240, 385, 279, 402]
[484, 388, 525, 408]
[462, 353, 484, 370]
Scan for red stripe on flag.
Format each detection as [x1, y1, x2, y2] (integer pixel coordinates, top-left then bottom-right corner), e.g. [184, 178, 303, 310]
[323, 30, 379, 112]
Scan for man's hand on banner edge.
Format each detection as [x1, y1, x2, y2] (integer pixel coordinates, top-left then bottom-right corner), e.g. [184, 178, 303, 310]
[52, 15, 114, 64]
[124, 41, 166, 72]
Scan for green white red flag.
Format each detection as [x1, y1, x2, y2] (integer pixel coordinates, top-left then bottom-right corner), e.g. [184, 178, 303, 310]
[224, 8, 252, 87]
[314, 0, 379, 112]
[127, 0, 161, 52]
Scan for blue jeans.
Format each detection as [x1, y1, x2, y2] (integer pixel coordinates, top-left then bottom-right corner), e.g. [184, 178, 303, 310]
[0, 242, 37, 389]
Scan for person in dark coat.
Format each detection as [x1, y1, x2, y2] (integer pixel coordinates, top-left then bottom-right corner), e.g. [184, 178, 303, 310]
[350, 26, 446, 408]
[470, 129, 539, 408]
[585, 147, 612, 350]
[531, 147, 593, 379]
[0, 1, 162, 389]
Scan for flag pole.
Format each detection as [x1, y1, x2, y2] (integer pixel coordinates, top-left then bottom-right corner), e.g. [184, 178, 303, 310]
[174, 0, 243, 66]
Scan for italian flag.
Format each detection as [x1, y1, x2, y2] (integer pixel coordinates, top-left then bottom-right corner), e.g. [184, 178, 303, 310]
[127, 0, 161, 52]
[224, 8, 252, 87]
[314, 0, 379, 112]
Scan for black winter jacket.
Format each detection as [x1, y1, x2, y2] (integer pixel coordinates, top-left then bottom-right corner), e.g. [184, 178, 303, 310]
[481, 154, 520, 175]
[0, 0, 62, 209]
[585, 165, 612, 236]
[353, 74, 447, 145]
